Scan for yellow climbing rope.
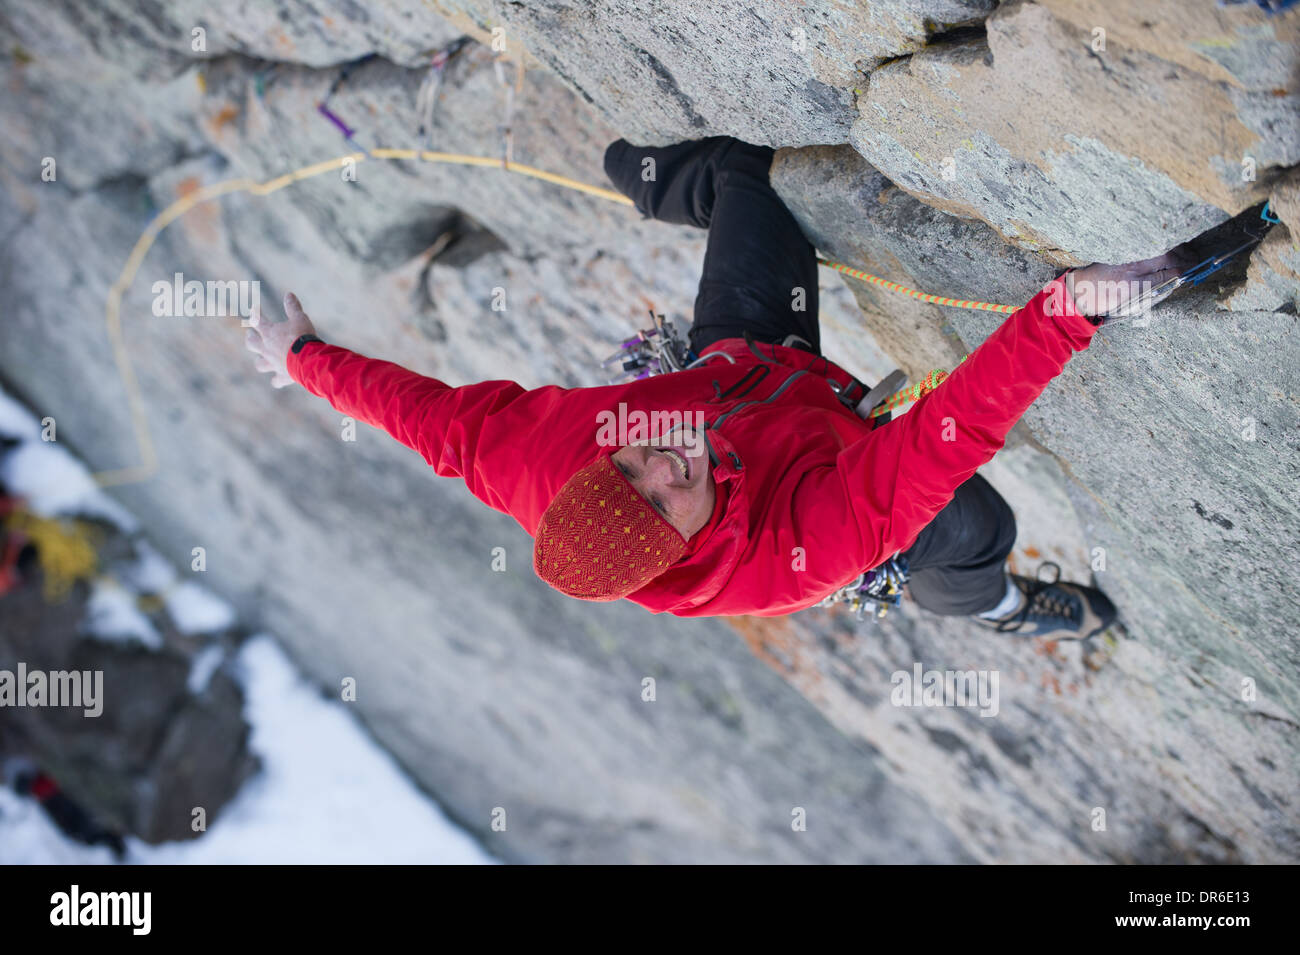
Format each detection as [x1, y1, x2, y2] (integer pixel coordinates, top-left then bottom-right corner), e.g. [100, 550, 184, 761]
[868, 368, 951, 419]
[817, 259, 1018, 314]
[97, 148, 1009, 485]
[97, 149, 635, 486]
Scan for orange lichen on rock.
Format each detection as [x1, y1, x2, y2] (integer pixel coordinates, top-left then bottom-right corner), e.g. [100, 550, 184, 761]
[211, 103, 240, 133]
[726, 615, 805, 678]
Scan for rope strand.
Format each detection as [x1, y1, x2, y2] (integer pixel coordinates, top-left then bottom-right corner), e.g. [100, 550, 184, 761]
[97, 148, 997, 484]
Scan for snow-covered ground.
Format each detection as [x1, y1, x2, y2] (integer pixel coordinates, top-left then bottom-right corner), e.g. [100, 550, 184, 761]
[0, 385, 496, 864]
[0, 389, 136, 531]
[0, 635, 494, 864]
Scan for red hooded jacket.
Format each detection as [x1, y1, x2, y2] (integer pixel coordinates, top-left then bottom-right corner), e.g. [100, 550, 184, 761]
[287, 275, 1095, 617]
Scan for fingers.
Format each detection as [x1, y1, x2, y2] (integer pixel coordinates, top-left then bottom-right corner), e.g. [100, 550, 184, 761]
[1127, 252, 1175, 282]
[283, 291, 306, 322]
[243, 297, 305, 389]
[244, 304, 265, 353]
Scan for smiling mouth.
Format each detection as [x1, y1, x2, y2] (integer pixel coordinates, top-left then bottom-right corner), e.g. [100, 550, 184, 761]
[658, 448, 690, 480]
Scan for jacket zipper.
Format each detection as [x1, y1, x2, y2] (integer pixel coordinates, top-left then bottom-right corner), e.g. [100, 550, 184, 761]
[715, 364, 769, 402]
[703, 368, 811, 468]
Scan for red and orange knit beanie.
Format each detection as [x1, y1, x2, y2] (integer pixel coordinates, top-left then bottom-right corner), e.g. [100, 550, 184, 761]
[532, 452, 688, 601]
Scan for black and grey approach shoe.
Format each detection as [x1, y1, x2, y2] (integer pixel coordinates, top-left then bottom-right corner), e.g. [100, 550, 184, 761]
[976, 562, 1117, 640]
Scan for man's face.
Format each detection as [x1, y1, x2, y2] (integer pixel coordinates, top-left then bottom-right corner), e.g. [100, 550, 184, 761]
[610, 435, 715, 540]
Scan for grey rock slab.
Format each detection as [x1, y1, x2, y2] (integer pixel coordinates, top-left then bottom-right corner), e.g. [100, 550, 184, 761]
[850, 0, 1293, 263]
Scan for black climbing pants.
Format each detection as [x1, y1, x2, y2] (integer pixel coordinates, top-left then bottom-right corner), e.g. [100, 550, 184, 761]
[603, 136, 823, 354]
[900, 473, 1018, 616]
[603, 136, 1017, 617]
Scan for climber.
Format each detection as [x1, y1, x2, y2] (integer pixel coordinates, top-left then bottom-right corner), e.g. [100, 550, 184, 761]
[244, 135, 1182, 637]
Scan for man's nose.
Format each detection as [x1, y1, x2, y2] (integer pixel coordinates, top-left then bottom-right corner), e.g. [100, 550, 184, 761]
[651, 450, 692, 489]
[648, 451, 675, 485]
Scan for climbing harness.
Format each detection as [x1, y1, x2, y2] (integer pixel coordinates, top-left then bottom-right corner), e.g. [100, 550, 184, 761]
[817, 555, 911, 620]
[596, 308, 938, 424]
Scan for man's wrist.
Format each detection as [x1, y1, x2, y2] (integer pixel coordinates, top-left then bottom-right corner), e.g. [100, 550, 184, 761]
[291, 333, 323, 354]
[1060, 270, 1105, 326]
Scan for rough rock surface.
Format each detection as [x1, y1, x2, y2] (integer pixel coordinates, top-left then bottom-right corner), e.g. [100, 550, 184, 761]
[1226, 169, 1300, 311]
[1, 0, 1297, 862]
[426, 0, 997, 146]
[850, 0, 1299, 263]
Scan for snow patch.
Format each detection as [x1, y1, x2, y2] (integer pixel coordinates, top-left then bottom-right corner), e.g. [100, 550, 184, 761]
[0, 789, 117, 865]
[0, 387, 494, 864]
[186, 644, 225, 694]
[0, 388, 43, 442]
[164, 580, 236, 636]
[0, 637, 495, 864]
[122, 540, 177, 594]
[145, 636, 496, 863]
[0, 386, 136, 531]
[83, 578, 163, 649]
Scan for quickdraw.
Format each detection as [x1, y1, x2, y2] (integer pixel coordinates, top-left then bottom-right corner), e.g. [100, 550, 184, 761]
[416, 37, 474, 150]
[1099, 200, 1277, 324]
[599, 311, 695, 383]
[317, 53, 379, 147]
[817, 555, 911, 620]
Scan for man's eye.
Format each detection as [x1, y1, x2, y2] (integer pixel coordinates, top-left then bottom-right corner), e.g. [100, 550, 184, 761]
[653, 498, 667, 515]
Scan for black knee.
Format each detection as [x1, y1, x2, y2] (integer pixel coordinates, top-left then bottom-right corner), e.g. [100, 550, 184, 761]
[986, 485, 1018, 565]
[603, 139, 638, 199]
[715, 140, 775, 182]
[602, 137, 724, 227]
[602, 139, 628, 184]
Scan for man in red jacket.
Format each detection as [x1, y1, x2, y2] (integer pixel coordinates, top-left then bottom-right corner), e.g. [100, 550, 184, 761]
[246, 136, 1180, 637]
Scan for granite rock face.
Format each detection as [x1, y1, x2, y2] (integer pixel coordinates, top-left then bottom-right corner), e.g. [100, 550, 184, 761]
[1, 0, 1297, 862]
[850, 0, 1300, 263]
[425, 0, 997, 146]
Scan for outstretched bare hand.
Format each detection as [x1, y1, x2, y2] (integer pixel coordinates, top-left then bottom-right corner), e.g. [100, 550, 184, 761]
[1067, 250, 1192, 321]
[244, 292, 317, 389]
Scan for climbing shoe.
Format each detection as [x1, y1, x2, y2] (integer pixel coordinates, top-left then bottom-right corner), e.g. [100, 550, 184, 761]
[975, 562, 1117, 640]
